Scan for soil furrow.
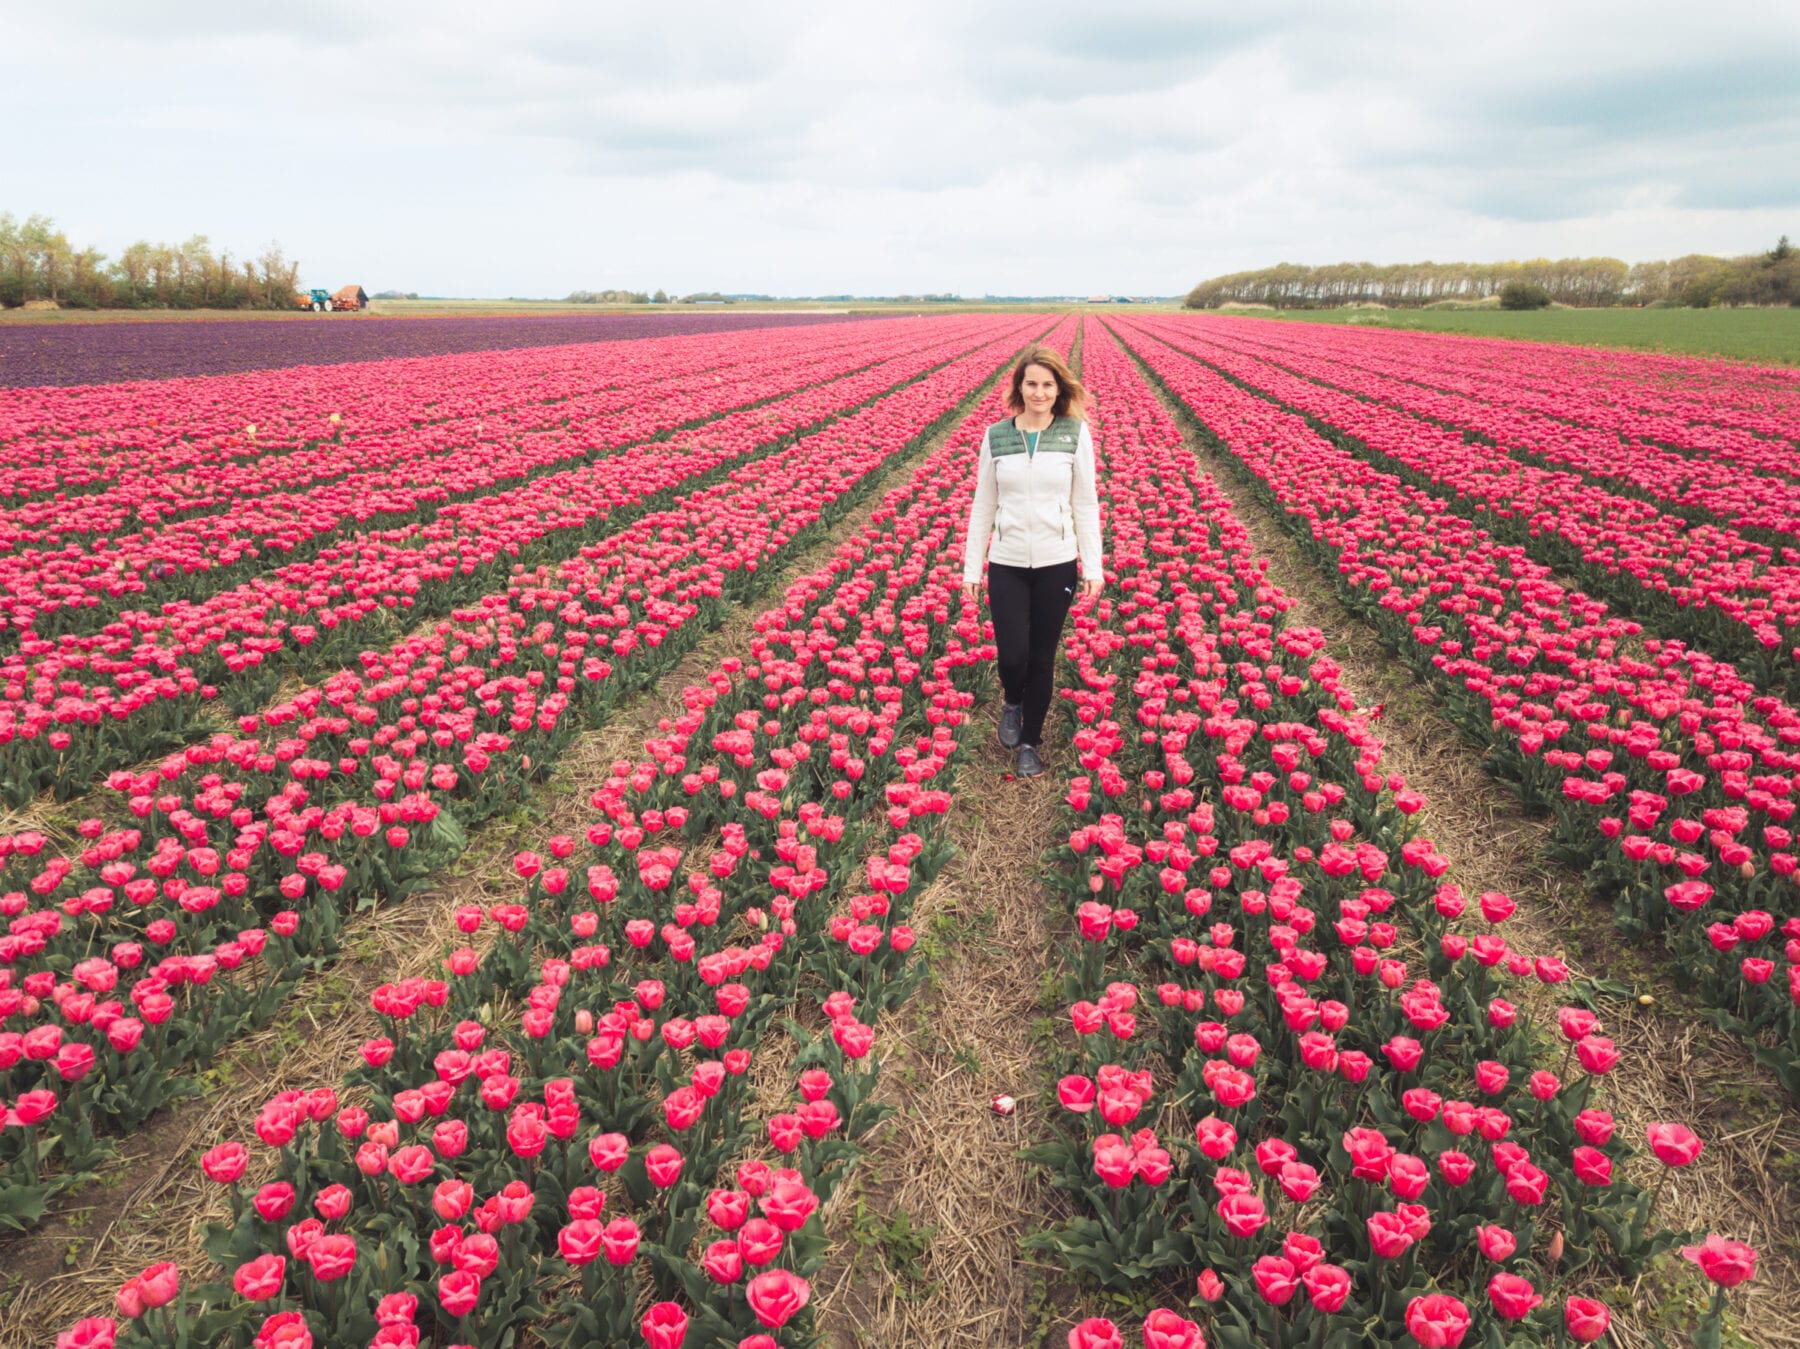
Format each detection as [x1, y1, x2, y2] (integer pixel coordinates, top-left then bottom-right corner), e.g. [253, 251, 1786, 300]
[814, 318, 1087, 1349]
[813, 708, 1077, 1348]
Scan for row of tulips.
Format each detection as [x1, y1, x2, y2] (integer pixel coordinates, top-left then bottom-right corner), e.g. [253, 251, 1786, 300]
[1109, 320, 1800, 1090]
[0, 320, 1029, 742]
[1210, 318, 1800, 543]
[1, 317, 1041, 804]
[0, 320, 1051, 1235]
[1127, 317, 1800, 701]
[1211, 317, 1800, 493]
[47, 321, 1079, 1349]
[0, 318, 896, 544]
[1035, 323, 1754, 1349]
[0, 324, 662, 480]
[0, 317, 895, 524]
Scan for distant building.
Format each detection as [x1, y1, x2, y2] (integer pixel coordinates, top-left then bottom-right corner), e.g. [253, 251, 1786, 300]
[1085, 295, 1112, 303]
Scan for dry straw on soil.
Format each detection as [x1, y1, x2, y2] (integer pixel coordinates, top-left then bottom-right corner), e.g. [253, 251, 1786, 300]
[813, 701, 1075, 1348]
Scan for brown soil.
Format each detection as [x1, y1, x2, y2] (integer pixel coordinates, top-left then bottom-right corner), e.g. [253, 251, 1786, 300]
[813, 700, 1078, 1348]
[812, 317, 1086, 1347]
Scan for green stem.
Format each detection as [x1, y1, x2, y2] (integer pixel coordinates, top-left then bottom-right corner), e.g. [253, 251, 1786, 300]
[1705, 1281, 1727, 1336]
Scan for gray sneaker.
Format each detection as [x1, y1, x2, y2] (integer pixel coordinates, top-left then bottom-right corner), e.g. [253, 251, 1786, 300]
[997, 702, 1023, 749]
[1017, 744, 1045, 778]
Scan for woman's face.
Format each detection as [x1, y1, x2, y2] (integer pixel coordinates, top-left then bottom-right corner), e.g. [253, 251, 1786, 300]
[1019, 364, 1060, 418]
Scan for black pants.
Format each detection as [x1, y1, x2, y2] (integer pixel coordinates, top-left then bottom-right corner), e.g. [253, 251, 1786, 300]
[988, 559, 1078, 748]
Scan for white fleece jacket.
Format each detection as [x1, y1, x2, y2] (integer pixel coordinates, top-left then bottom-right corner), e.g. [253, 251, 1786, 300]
[962, 419, 1104, 585]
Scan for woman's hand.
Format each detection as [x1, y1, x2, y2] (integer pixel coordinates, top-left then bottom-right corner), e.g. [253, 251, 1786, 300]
[1080, 577, 1103, 600]
[961, 582, 982, 604]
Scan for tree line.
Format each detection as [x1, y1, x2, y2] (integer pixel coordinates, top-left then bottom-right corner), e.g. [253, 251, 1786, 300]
[1185, 239, 1799, 309]
[1, 211, 305, 310]
[564, 289, 670, 304]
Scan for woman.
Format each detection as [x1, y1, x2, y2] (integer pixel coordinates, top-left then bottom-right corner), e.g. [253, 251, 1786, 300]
[961, 345, 1104, 778]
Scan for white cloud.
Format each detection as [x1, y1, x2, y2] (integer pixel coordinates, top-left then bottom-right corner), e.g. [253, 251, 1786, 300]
[6, 0, 1797, 295]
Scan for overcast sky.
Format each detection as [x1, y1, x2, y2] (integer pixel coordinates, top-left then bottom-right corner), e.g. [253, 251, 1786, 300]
[9, 0, 1798, 297]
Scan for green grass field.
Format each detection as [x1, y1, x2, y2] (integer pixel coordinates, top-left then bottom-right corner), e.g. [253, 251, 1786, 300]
[1229, 305, 1800, 366]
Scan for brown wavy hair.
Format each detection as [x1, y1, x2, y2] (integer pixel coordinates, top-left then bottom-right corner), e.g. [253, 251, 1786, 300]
[1004, 344, 1087, 419]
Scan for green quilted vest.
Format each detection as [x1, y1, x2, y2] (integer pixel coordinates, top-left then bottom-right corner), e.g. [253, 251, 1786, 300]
[988, 414, 1081, 458]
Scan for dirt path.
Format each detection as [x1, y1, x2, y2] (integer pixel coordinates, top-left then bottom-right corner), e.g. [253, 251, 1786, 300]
[813, 697, 1076, 1348]
[1120, 337, 1800, 1349]
[814, 320, 1085, 1349]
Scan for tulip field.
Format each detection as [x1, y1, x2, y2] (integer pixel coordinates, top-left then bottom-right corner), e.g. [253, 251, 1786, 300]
[0, 311, 1792, 1349]
[0, 312, 872, 388]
